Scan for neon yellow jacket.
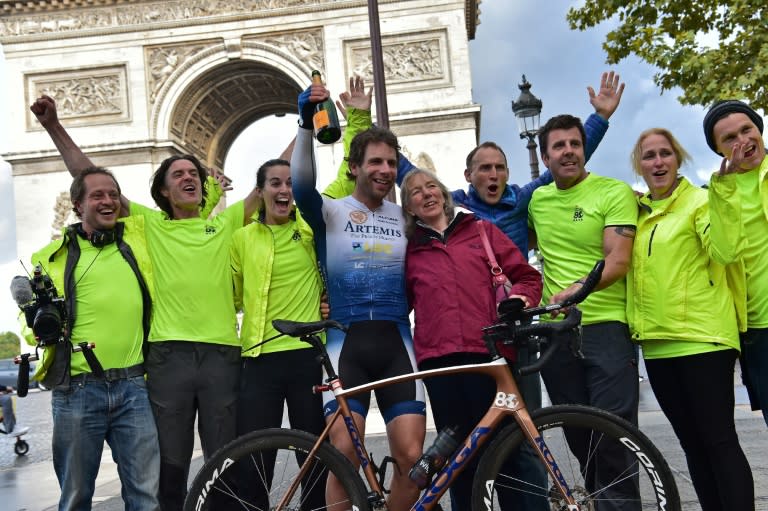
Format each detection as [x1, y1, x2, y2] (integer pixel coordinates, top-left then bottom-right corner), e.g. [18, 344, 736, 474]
[27, 216, 154, 382]
[627, 177, 745, 354]
[709, 155, 768, 328]
[230, 209, 322, 356]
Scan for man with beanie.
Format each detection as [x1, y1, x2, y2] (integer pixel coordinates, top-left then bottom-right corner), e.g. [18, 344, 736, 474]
[703, 99, 768, 426]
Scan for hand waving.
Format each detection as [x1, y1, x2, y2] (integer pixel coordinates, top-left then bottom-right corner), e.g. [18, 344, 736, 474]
[588, 71, 625, 121]
[336, 76, 372, 120]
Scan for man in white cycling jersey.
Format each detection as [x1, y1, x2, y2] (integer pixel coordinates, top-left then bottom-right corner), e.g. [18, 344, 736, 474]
[291, 82, 425, 511]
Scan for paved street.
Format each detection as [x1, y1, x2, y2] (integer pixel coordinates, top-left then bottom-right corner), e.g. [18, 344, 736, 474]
[1, 374, 766, 510]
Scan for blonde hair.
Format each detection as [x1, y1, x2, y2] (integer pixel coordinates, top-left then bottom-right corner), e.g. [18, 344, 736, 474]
[630, 128, 691, 175]
[400, 168, 454, 239]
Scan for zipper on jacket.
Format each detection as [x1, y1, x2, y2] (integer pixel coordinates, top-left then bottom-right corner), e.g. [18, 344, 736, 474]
[647, 224, 658, 257]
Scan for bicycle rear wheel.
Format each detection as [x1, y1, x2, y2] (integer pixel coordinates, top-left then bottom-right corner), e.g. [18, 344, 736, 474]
[471, 405, 680, 511]
[184, 428, 369, 511]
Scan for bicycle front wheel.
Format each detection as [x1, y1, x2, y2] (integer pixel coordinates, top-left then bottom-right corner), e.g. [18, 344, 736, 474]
[471, 405, 680, 511]
[185, 428, 370, 511]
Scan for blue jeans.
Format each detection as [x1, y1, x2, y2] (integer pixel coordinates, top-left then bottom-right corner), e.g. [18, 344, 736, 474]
[741, 327, 768, 426]
[52, 375, 160, 511]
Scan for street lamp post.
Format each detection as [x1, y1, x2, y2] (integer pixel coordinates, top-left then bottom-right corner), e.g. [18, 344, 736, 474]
[511, 75, 543, 181]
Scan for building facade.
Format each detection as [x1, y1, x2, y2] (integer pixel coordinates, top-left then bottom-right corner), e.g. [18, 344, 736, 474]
[1, 0, 481, 259]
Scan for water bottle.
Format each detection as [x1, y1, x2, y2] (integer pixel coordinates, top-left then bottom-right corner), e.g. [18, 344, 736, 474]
[408, 427, 459, 489]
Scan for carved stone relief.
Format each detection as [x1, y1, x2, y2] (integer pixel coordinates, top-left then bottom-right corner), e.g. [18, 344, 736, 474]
[26, 66, 130, 129]
[146, 43, 211, 103]
[51, 191, 77, 240]
[344, 30, 451, 91]
[409, 150, 437, 173]
[250, 28, 325, 74]
[0, 1, 344, 38]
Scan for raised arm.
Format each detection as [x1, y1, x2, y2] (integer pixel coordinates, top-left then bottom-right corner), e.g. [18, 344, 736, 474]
[707, 171, 746, 264]
[291, 83, 329, 213]
[30, 94, 131, 216]
[30, 95, 94, 174]
[521, 72, 624, 196]
[584, 71, 624, 162]
[588, 71, 624, 123]
[323, 76, 373, 198]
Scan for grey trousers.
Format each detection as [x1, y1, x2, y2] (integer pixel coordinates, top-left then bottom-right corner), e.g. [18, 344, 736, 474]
[541, 321, 640, 511]
[146, 341, 241, 511]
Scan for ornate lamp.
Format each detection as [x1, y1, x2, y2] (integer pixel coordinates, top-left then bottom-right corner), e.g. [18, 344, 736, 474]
[511, 75, 543, 180]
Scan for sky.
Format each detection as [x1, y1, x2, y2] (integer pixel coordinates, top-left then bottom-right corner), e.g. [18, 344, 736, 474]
[0, 0, 752, 336]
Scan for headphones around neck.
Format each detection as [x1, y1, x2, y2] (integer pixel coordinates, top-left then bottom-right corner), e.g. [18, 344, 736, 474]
[75, 224, 116, 248]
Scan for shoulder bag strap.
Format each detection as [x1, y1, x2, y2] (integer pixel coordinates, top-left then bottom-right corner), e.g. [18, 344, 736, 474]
[475, 220, 503, 276]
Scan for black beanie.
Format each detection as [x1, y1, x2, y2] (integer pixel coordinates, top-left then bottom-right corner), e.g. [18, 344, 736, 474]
[703, 100, 764, 155]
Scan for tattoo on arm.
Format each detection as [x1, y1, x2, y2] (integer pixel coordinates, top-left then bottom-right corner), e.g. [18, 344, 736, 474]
[613, 226, 636, 239]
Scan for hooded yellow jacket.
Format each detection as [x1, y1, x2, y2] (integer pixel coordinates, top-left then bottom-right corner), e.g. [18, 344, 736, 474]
[627, 177, 745, 357]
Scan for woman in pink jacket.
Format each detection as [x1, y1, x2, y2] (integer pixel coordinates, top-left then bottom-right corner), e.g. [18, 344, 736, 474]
[401, 168, 542, 510]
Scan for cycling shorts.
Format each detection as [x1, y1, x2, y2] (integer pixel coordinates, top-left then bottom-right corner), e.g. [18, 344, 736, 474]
[323, 320, 426, 423]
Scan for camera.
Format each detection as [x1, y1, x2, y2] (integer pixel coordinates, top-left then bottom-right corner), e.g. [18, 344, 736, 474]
[12, 265, 67, 347]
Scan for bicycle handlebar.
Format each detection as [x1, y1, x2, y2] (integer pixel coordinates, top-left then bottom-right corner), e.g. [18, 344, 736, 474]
[271, 260, 605, 379]
[483, 260, 605, 375]
[499, 259, 605, 321]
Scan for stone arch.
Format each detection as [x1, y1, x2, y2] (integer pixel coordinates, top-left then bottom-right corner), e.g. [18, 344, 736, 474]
[151, 43, 311, 170]
[3, 1, 481, 260]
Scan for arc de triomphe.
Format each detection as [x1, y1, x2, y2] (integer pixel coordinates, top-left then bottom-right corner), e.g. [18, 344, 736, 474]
[1, 0, 481, 261]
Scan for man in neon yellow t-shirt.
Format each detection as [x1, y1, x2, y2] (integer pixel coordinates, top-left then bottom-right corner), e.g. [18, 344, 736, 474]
[26, 167, 160, 510]
[528, 114, 639, 510]
[704, 99, 768, 426]
[31, 95, 260, 509]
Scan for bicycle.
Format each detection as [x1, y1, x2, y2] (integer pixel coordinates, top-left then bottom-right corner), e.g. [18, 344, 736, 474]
[185, 261, 680, 511]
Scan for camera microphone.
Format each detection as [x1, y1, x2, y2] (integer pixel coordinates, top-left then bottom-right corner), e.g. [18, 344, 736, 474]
[10, 276, 34, 306]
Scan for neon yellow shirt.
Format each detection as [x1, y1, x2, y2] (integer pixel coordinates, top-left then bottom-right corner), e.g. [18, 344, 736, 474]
[69, 237, 144, 374]
[231, 213, 323, 355]
[528, 173, 637, 325]
[130, 201, 244, 346]
[736, 168, 768, 327]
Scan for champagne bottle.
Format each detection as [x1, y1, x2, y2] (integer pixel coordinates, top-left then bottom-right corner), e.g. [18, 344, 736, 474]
[311, 70, 341, 144]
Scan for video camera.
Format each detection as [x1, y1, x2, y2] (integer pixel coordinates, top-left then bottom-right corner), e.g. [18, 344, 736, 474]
[11, 265, 67, 346]
[9, 265, 102, 397]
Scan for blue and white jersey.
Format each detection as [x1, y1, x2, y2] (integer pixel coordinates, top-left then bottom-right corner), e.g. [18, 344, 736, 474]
[291, 130, 409, 326]
[301, 194, 409, 325]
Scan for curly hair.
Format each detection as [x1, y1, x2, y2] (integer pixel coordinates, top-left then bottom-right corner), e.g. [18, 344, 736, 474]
[346, 127, 400, 180]
[150, 154, 209, 218]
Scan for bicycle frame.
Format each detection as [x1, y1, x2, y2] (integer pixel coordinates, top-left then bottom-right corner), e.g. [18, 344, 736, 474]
[277, 351, 579, 511]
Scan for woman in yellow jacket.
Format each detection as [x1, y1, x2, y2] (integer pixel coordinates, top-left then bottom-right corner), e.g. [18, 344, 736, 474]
[627, 128, 754, 511]
[230, 158, 326, 509]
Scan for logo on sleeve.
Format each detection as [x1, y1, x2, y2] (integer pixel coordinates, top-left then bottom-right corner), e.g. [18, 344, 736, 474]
[205, 225, 217, 234]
